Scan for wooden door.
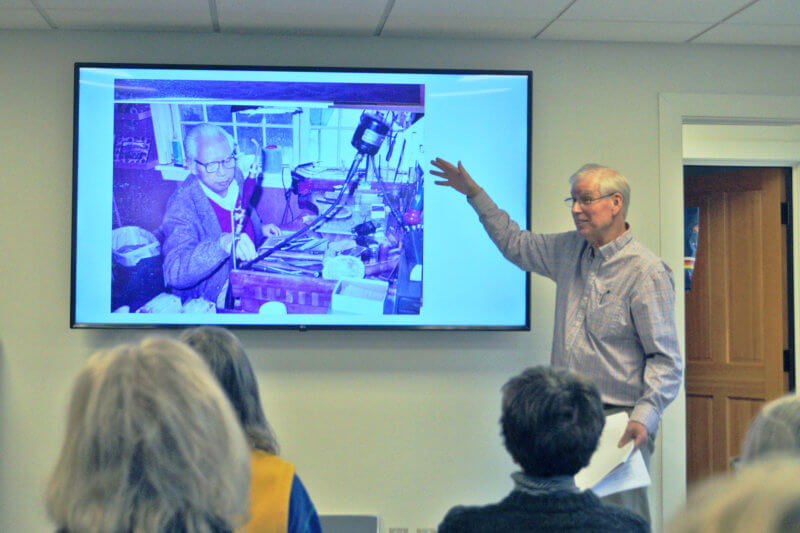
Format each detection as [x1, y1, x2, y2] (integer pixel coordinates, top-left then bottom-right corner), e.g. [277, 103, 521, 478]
[684, 167, 788, 485]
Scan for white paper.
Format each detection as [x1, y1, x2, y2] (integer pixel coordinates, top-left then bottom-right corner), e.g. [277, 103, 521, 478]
[574, 412, 651, 497]
[590, 448, 651, 498]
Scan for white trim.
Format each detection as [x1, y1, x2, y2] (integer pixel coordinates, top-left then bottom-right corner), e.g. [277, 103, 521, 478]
[658, 93, 800, 526]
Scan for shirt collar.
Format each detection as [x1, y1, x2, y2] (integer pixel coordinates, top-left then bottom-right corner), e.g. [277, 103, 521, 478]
[198, 178, 239, 210]
[511, 471, 579, 495]
[595, 224, 633, 261]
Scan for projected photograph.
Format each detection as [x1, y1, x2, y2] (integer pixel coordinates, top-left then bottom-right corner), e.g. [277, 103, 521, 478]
[109, 79, 424, 317]
[74, 65, 530, 329]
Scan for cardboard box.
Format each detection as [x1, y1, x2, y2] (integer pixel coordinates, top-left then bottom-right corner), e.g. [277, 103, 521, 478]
[331, 278, 388, 314]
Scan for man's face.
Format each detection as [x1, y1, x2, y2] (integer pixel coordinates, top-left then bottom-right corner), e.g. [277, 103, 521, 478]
[193, 134, 235, 195]
[570, 174, 622, 246]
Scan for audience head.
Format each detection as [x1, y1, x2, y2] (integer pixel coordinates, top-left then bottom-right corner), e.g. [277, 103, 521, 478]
[668, 457, 800, 533]
[740, 394, 800, 464]
[46, 337, 250, 533]
[500, 366, 605, 477]
[179, 326, 279, 455]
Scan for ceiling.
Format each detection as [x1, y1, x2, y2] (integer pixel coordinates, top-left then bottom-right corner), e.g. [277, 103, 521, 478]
[2, 0, 799, 46]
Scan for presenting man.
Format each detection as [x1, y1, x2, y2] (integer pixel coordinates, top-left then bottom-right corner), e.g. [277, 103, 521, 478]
[160, 124, 280, 307]
[430, 159, 682, 521]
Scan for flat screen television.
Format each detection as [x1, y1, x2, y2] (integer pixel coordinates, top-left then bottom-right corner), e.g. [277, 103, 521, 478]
[71, 63, 531, 329]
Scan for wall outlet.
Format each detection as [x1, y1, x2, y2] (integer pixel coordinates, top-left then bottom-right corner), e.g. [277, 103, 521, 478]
[388, 529, 408, 533]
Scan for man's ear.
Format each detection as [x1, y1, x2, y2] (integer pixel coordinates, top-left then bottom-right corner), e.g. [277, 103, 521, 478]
[611, 193, 624, 215]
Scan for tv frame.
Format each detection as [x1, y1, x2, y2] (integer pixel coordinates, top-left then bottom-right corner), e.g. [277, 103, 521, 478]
[70, 62, 532, 331]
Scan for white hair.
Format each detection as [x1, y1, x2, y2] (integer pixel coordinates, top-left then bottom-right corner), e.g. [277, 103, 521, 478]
[46, 337, 250, 533]
[741, 394, 800, 464]
[569, 163, 631, 218]
[184, 123, 235, 162]
[668, 457, 800, 533]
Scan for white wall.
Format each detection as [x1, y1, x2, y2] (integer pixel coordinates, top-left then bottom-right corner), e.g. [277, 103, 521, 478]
[3, 30, 800, 532]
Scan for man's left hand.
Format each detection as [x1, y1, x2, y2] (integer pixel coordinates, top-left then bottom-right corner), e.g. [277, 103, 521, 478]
[618, 421, 648, 450]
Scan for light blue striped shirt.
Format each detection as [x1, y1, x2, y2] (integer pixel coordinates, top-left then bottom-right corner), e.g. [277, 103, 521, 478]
[470, 191, 682, 434]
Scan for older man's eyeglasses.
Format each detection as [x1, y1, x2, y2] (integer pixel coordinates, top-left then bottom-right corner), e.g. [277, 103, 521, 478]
[195, 153, 237, 173]
[563, 193, 614, 208]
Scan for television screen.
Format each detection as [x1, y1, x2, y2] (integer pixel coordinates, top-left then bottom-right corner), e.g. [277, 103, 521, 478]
[72, 63, 531, 329]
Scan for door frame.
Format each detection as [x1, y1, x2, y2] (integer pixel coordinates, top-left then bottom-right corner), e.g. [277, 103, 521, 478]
[658, 93, 800, 525]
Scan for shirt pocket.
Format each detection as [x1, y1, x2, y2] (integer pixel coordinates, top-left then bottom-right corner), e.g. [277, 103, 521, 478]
[586, 292, 629, 340]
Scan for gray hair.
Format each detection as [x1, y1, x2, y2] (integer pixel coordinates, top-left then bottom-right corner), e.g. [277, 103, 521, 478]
[500, 366, 605, 477]
[46, 337, 250, 533]
[668, 457, 800, 533]
[179, 326, 279, 455]
[569, 163, 631, 218]
[741, 395, 800, 464]
[184, 123, 235, 162]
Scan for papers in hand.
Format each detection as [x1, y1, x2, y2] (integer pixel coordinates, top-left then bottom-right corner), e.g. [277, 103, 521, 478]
[574, 411, 651, 498]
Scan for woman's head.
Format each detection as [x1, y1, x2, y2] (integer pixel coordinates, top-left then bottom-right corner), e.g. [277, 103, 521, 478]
[46, 337, 250, 533]
[741, 394, 800, 464]
[179, 326, 279, 454]
[500, 366, 605, 477]
[669, 457, 800, 533]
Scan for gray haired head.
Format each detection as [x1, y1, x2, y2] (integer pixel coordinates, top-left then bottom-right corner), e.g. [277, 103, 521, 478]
[46, 337, 250, 533]
[184, 123, 235, 163]
[741, 394, 800, 464]
[569, 163, 631, 218]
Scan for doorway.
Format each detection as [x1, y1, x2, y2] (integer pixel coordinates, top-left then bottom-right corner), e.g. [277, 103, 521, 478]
[683, 165, 794, 484]
[657, 92, 800, 527]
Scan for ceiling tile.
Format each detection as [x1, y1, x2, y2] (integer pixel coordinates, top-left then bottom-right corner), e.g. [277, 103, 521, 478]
[36, 0, 207, 8]
[216, 0, 383, 35]
[382, 15, 551, 39]
[0, 8, 51, 29]
[539, 20, 711, 43]
[219, 16, 375, 36]
[0, 0, 35, 7]
[562, 0, 753, 23]
[390, 0, 573, 19]
[47, 8, 213, 31]
[693, 23, 800, 46]
[727, 0, 800, 24]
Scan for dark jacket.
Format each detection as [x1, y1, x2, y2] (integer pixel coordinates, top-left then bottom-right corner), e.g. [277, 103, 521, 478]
[438, 489, 649, 533]
[160, 174, 264, 303]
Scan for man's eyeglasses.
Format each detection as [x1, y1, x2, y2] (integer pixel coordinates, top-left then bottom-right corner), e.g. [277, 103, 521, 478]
[195, 153, 237, 174]
[564, 193, 614, 208]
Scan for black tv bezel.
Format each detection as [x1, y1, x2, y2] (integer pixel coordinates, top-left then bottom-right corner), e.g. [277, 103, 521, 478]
[70, 62, 532, 331]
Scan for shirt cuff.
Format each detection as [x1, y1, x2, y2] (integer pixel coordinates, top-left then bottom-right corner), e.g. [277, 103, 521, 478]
[466, 189, 492, 211]
[630, 403, 660, 435]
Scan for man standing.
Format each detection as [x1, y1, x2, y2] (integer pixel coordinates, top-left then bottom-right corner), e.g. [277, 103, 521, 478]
[161, 124, 280, 307]
[430, 159, 682, 521]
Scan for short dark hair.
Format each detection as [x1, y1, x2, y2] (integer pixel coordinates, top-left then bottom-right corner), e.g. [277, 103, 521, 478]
[500, 366, 605, 477]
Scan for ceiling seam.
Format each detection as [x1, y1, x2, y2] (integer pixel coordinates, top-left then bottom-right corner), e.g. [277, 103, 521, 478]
[532, 0, 579, 39]
[685, 0, 761, 43]
[28, 0, 58, 30]
[374, 0, 396, 37]
[208, 0, 221, 33]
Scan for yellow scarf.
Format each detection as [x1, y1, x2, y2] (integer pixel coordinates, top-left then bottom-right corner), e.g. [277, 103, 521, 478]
[243, 450, 295, 532]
